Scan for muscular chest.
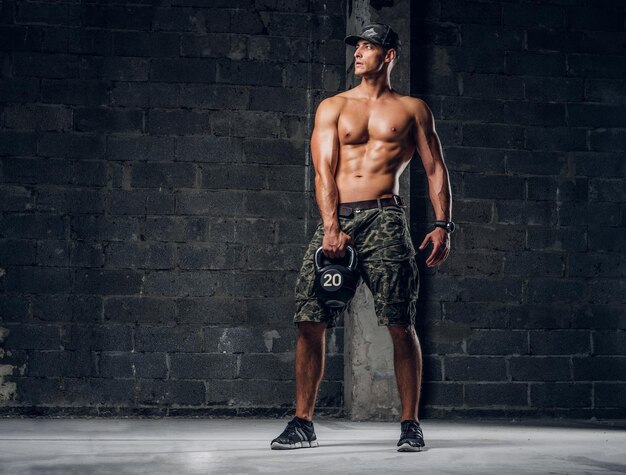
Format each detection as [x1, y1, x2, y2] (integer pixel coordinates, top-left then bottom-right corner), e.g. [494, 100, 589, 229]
[338, 105, 414, 145]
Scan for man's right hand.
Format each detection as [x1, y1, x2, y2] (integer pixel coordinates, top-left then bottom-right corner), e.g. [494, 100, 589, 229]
[322, 229, 353, 259]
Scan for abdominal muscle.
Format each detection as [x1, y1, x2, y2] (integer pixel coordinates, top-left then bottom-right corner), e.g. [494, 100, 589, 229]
[335, 141, 411, 203]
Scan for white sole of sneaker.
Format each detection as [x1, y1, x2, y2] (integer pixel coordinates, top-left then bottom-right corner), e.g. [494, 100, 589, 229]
[397, 443, 422, 452]
[271, 440, 319, 450]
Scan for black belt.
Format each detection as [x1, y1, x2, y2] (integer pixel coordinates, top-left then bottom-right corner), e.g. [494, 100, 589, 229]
[338, 195, 405, 217]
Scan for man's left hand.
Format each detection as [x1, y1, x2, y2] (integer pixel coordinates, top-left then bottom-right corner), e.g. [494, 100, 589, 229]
[418, 227, 450, 267]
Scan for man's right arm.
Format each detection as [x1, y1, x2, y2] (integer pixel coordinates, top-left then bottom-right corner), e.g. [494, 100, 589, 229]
[310, 97, 352, 258]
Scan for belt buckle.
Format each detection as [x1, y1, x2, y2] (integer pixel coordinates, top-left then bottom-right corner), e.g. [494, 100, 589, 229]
[339, 205, 353, 217]
[355, 208, 362, 214]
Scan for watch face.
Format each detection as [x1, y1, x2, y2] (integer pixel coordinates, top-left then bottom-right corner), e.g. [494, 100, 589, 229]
[448, 222, 455, 232]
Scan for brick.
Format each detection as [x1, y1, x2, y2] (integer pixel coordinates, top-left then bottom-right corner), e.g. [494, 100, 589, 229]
[141, 216, 208, 242]
[0, 78, 40, 102]
[169, 353, 237, 379]
[68, 29, 112, 56]
[569, 152, 626, 178]
[106, 136, 175, 161]
[421, 382, 463, 406]
[230, 379, 295, 406]
[179, 84, 248, 110]
[589, 178, 625, 202]
[588, 227, 625, 253]
[2, 323, 60, 350]
[217, 59, 282, 86]
[0, 131, 37, 156]
[5, 267, 72, 294]
[461, 225, 526, 252]
[510, 304, 575, 330]
[244, 191, 306, 218]
[466, 330, 528, 355]
[530, 383, 591, 408]
[505, 52, 566, 77]
[0, 240, 36, 265]
[75, 107, 143, 133]
[4, 104, 72, 131]
[440, 0, 501, 24]
[461, 24, 522, 50]
[0, 25, 43, 52]
[593, 332, 626, 356]
[524, 77, 583, 102]
[148, 110, 211, 135]
[585, 79, 626, 105]
[236, 270, 295, 298]
[506, 151, 568, 176]
[36, 188, 105, 214]
[496, 201, 557, 226]
[510, 356, 571, 381]
[62, 325, 131, 351]
[245, 297, 296, 326]
[566, 6, 624, 32]
[587, 280, 626, 305]
[572, 305, 622, 334]
[569, 104, 626, 128]
[106, 242, 174, 270]
[151, 58, 216, 83]
[448, 199, 492, 224]
[178, 298, 246, 325]
[528, 278, 587, 304]
[100, 352, 167, 378]
[457, 277, 523, 303]
[110, 82, 178, 108]
[567, 253, 625, 278]
[204, 326, 268, 354]
[131, 162, 196, 189]
[176, 190, 244, 216]
[181, 33, 246, 60]
[142, 270, 232, 298]
[238, 353, 294, 380]
[573, 356, 626, 381]
[589, 129, 626, 152]
[568, 54, 626, 79]
[136, 379, 205, 406]
[463, 124, 524, 149]
[113, 31, 179, 57]
[526, 30, 583, 53]
[0, 213, 66, 240]
[38, 132, 106, 159]
[178, 243, 244, 270]
[438, 252, 502, 276]
[465, 383, 528, 407]
[41, 79, 108, 106]
[582, 31, 626, 55]
[557, 202, 620, 226]
[36, 239, 69, 266]
[463, 174, 525, 200]
[445, 356, 506, 381]
[502, 102, 566, 127]
[0, 185, 35, 212]
[526, 127, 587, 152]
[176, 136, 243, 163]
[73, 269, 143, 295]
[443, 302, 521, 329]
[100, 57, 150, 81]
[443, 147, 505, 174]
[503, 252, 564, 277]
[104, 297, 176, 324]
[594, 383, 626, 408]
[83, 4, 153, 30]
[70, 215, 137, 241]
[29, 350, 94, 377]
[530, 331, 590, 355]
[502, 3, 564, 28]
[135, 325, 204, 352]
[441, 97, 503, 123]
[527, 176, 588, 201]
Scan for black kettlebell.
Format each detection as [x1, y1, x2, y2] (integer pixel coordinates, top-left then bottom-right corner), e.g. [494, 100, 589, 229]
[313, 245, 359, 308]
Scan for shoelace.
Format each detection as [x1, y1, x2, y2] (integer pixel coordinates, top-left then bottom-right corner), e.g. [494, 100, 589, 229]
[402, 421, 422, 438]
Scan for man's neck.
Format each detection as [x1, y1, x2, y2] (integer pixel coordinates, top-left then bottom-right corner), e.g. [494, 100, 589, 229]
[355, 74, 393, 100]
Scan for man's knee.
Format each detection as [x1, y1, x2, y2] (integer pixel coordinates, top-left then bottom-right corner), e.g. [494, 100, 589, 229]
[297, 321, 328, 339]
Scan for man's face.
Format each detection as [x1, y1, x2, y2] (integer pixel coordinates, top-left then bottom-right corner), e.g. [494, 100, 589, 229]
[353, 39, 389, 76]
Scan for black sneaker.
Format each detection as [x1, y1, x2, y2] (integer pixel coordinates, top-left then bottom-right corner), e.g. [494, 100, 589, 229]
[397, 419, 425, 452]
[270, 416, 319, 450]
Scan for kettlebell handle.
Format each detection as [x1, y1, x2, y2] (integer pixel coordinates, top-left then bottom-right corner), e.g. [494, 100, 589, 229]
[314, 245, 357, 271]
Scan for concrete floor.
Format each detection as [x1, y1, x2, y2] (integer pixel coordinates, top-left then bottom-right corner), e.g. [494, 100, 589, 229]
[0, 418, 625, 474]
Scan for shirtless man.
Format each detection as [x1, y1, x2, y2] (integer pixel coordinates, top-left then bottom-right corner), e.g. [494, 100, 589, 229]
[271, 23, 453, 452]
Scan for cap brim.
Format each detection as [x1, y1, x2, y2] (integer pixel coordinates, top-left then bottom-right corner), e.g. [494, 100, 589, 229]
[344, 35, 383, 47]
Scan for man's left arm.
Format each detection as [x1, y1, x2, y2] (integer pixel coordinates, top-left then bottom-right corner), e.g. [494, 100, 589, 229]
[413, 100, 452, 268]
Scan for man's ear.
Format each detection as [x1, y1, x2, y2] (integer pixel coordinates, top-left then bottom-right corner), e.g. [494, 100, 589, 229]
[384, 48, 397, 63]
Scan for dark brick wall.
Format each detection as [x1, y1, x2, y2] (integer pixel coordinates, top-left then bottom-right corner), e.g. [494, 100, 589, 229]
[411, 0, 626, 418]
[0, 0, 345, 416]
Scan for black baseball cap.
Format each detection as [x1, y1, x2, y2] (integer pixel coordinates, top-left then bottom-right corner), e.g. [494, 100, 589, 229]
[344, 23, 400, 51]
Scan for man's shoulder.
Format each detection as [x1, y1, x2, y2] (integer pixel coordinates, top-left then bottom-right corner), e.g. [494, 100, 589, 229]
[397, 94, 429, 113]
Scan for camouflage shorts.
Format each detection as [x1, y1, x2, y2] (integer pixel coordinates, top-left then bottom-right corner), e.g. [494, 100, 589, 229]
[293, 204, 419, 329]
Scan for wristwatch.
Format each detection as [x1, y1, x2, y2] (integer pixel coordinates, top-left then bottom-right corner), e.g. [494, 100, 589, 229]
[433, 220, 455, 233]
